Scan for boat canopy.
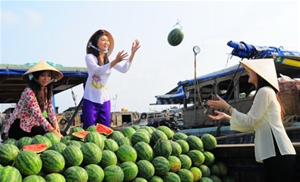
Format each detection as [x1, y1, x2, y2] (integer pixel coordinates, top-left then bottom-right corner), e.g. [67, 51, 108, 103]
[0, 62, 88, 103]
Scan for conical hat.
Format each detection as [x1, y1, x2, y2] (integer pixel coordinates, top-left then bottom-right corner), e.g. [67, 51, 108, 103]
[87, 29, 114, 56]
[23, 60, 63, 81]
[240, 58, 279, 91]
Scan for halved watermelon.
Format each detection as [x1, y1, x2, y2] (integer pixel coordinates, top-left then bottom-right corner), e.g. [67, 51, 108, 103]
[96, 123, 114, 135]
[23, 143, 47, 153]
[72, 131, 90, 139]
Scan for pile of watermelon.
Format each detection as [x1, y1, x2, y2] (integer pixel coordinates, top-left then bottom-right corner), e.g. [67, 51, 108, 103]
[0, 124, 235, 182]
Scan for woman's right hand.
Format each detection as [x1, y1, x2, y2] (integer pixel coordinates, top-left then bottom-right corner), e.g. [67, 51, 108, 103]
[208, 110, 230, 121]
[115, 50, 128, 63]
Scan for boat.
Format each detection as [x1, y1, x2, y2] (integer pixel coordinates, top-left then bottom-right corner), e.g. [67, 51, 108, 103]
[151, 41, 300, 181]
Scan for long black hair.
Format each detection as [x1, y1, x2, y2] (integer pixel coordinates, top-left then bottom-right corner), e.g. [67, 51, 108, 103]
[28, 71, 54, 111]
[86, 30, 109, 65]
[253, 75, 285, 121]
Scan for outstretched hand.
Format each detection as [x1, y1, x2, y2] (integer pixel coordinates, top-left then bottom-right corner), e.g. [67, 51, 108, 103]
[115, 50, 129, 63]
[208, 110, 229, 121]
[131, 39, 141, 54]
[207, 95, 229, 110]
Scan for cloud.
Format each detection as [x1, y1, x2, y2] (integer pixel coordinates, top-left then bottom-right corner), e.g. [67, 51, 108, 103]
[1, 8, 19, 26]
[23, 8, 43, 30]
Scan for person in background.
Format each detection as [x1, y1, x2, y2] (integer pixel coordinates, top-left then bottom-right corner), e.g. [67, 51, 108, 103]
[207, 58, 297, 182]
[82, 29, 140, 129]
[2, 60, 64, 140]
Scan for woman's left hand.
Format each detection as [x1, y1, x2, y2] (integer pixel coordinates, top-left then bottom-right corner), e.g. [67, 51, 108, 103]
[131, 39, 141, 54]
[207, 95, 230, 110]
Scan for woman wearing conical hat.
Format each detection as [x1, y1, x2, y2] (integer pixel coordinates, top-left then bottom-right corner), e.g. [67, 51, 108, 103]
[2, 60, 64, 140]
[82, 29, 140, 129]
[207, 59, 297, 182]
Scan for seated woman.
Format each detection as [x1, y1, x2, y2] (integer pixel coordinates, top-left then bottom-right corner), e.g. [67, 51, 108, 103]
[2, 60, 64, 140]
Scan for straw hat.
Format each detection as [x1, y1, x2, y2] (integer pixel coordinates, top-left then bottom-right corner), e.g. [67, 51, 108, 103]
[87, 29, 114, 56]
[240, 58, 279, 91]
[23, 60, 63, 81]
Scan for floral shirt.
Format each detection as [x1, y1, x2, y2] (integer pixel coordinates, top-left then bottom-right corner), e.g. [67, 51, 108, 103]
[4, 87, 57, 133]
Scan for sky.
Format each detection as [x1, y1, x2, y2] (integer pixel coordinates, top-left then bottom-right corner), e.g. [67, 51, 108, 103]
[1, 0, 300, 113]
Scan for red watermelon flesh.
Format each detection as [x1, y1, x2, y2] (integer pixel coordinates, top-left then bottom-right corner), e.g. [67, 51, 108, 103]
[96, 123, 113, 135]
[72, 131, 90, 139]
[23, 143, 47, 153]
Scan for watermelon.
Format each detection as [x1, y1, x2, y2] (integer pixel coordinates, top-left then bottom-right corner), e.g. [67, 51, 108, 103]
[84, 132, 104, 150]
[176, 139, 189, 154]
[60, 135, 72, 145]
[187, 150, 205, 166]
[134, 141, 154, 161]
[150, 130, 168, 144]
[157, 126, 174, 139]
[170, 140, 182, 156]
[190, 166, 202, 181]
[67, 140, 82, 148]
[23, 143, 47, 153]
[199, 164, 211, 177]
[119, 161, 139, 182]
[136, 128, 151, 135]
[201, 133, 217, 151]
[153, 139, 172, 158]
[17, 136, 32, 149]
[132, 125, 140, 130]
[14, 150, 42, 176]
[96, 123, 114, 135]
[200, 177, 214, 182]
[136, 160, 155, 179]
[173, 132, 188, 140]
[68, 126, 85, 135]
[49, 142, 67, 153]
[168, 155, 181, 173]
[177, 168, 194, 182]
[203, 151, 215, 166]
[0, 143, 20, 165]
[99, 150, 118, 168]
[61, 145, 83, 167]
[131, 177, 147, 182]
[40, 150, 65, 173]
[179, 154, 192, 169]
[86, 125, 97, 132]
[210, 164, 221, 176]
[104, 165, 124, 182]
[63, 166, 88, 182]
[210, 175, 222, 182]
[31, 135, 52, 149]
[148, 176, 164, 182]
[162, 172, 181, 182]
[104, 138, 119, 152]
[0, 166, 22, 182]
[121, 127, 136, 138]
[186, 135, 204, 151]
[44, 132, 61, 145]
[116, 137, 131, 147]
[22, 175, 46, 182]
[84, 164, 104, 182]
[140, 126, 154, 135]
[151, 156, 170, 176]
[116, 144, 137, 162]
[3, 138, 18, 145]
[215, 161, 228, 177]
[44, 173, 66, 182]
[131, 131, 150, 146]
[72, 131, 90, 140]
[81, 142, 102, 165]
[167, 28, 184, 46]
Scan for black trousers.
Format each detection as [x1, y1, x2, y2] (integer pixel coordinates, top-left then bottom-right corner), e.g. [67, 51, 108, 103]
[8, 119, 48, 140]
[263, 137, 297, 182]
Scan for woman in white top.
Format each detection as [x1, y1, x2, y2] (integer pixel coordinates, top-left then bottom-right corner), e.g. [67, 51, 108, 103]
[82, 29, 140, 129]
[207, 58, 297, 182]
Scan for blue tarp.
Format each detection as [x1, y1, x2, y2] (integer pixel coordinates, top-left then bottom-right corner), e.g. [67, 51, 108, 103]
[227, 40, 300, 59]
